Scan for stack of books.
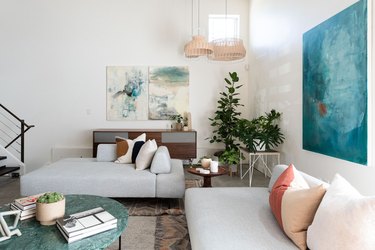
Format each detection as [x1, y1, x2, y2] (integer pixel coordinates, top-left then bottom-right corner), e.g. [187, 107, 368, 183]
[56, 207, 118, 243]
[10, 193, 44, 220]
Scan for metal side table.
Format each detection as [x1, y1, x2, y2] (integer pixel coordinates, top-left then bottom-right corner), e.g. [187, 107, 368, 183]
[239, 147, 280, 186]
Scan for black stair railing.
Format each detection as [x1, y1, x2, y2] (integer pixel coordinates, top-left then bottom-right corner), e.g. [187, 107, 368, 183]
[0, 103, 34, 163]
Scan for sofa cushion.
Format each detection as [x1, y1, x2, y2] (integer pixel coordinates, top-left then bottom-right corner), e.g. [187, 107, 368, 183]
[268, 164, 288, 191]
[269, 164, 309, 228]
[115, 133, 146, 164]
[97, 144, 117, 162]
[269, 164, 325, 249]
[307, 174, 375, 250]
[150, 146, 171, 174]
[281, 185, 326, 249]
[136, 139, 158, 170]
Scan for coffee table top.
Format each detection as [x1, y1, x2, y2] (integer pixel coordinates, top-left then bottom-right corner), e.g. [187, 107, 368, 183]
[0, 194, 128, 250]
[187, 166, 228, 177]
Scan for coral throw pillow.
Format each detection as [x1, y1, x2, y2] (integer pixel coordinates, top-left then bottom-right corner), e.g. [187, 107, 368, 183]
[269, 164, 326, 250]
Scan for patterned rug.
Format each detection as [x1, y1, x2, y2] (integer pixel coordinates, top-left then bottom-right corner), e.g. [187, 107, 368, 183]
[115, 179, 201, 250]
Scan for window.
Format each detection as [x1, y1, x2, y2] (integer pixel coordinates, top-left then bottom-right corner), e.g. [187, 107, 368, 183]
[208, 15, 240, 42]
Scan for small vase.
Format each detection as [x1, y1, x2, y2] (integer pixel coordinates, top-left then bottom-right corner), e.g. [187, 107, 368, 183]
[201, 158, 212, 168]
[175, 123, 183, 131]
[36, 199, 65, 225]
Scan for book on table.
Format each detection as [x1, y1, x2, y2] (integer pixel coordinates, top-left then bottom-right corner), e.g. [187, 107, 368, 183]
[56, 207, 117, 243]
[10, 203, 36, 220]
[14, 193, 44, 210]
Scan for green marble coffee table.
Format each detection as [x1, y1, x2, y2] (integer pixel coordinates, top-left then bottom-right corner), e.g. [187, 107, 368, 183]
[0, 194, 128, 250]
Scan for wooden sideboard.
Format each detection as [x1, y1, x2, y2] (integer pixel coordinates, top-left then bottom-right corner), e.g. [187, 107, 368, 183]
[92, 129, 197, 159]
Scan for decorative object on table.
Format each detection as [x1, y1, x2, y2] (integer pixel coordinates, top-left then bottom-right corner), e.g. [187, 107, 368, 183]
[303, 0, 367, 165]
[170, 114, 184, 131]
[208, 72, 243, 167]
[184, 0, 213, 58]
[200, 157, 211, 168]
[36, 192, 65, 226]
[210, 161, 219, 173]
[56, 207, 117, 243]
[235, 109, 285, 153]
[106, 66, 149, 121]
[149, 66, 189, 120]
[0, 210, 21, 242]
[183, 116, 189, 131]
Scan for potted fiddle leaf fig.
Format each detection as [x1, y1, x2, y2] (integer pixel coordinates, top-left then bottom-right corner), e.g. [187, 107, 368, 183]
[36, 192, 65, 225]
[208, 72, 243, 165]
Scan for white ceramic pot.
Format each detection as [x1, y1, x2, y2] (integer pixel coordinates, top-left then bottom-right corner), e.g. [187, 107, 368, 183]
[201, 158, 212, 168]
[36, 198, 65, 226]
[210, 161, 219, 173]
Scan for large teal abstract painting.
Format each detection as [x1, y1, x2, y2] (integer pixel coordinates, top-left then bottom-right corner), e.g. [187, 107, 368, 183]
[303, 0, 367, 165]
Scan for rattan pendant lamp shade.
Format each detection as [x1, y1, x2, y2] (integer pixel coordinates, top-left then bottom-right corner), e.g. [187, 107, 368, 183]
[184, 0, 213, 58]
[209, 0, 246, 61]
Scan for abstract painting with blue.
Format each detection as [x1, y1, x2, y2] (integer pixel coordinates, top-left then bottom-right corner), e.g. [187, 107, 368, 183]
[302, 0, 367, 164]
[106, 66, 148, 120]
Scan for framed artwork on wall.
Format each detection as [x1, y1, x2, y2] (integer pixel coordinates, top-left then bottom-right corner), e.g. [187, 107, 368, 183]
[148, 66, 189, 120]
[302, 0, 367, 165]
[106, 66, 149, 121]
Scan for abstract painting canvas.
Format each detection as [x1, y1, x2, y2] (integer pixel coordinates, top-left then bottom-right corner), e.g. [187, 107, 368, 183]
[303, 0, 367, 164]
[149, 66, 189, 120]
[107, 66, 148, 120]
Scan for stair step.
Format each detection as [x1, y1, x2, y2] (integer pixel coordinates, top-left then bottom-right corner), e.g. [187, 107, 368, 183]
[0, 166, 20, 176]
[0, 156, 7, 161]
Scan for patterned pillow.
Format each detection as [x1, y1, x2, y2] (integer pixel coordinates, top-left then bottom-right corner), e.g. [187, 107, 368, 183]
[132, 141, 145, 163]
[115, 133, 146, 164]
[269, 164, 326, 249]
[116, 137, 129, 158]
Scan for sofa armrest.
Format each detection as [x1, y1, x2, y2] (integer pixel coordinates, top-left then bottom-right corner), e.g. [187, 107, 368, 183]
[155, 159, 185, 198]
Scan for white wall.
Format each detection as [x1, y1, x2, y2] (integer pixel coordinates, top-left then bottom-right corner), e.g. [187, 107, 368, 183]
[249, 0, 375, 195]
[0, 0, 250, 172]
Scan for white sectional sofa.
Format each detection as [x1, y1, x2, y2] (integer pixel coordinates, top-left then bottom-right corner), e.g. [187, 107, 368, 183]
[185, 165, 326, 250]
[21, 145, 185, 198]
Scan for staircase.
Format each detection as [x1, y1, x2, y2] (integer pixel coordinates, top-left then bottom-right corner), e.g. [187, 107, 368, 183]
[0, 103, 34, 176]
[0, 156, 19, 176]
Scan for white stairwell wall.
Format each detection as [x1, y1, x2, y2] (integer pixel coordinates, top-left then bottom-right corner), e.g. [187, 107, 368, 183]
[0, 145, 25, 175]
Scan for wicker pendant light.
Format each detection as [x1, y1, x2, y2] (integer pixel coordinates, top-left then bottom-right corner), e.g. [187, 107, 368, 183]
[184, 0, 213, 58]
[209, 0, 246, 61]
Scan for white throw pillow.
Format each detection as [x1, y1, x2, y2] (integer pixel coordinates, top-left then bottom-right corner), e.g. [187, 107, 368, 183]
[135, 139, 157, 170]
[96, 144, 117, 162]
[307, 174, 375, 250]
[115, 133, 146, 164]
[150, 146, 171, 174]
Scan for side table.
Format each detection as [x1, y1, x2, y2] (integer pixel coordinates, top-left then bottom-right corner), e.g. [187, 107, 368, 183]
[239, 147, 280, 186]
[187, 167, 228, 187]
[0, 194, 128, 250]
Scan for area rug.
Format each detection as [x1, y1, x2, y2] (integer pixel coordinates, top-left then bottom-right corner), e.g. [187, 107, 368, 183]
[112, 179, 201, 250]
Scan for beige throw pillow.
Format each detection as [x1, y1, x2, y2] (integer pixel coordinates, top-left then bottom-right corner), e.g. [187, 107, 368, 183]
[281, 185, 326, 249]
[135, 139, 158, 170]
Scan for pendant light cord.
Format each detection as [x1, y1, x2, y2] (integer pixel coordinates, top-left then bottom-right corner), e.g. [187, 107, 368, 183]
[191, 0, 194, 36]
[197, 0, 200, 35]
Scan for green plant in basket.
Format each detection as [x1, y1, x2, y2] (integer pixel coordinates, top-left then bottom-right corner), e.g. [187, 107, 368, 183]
[37, 192, 64, 204]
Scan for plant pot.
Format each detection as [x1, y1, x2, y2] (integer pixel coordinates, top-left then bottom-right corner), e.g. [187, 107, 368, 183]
[175, 123, 183, 131]
[36, 198, 65, 225]
[254, 139, 265, 151]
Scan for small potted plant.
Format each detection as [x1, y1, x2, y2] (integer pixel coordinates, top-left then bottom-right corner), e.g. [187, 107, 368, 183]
[170, 114, 184, 131]
[36, 192, 65, 225]
[219, 148, 240, 174]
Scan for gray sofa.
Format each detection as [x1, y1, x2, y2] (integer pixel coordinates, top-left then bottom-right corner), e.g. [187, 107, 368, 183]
[21, 145, 185, 198]
[185, 165, 327, 250]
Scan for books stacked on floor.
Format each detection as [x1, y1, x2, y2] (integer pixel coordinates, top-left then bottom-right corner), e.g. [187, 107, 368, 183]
[56, 207, 118, 243]
[10, 193, 44, 220]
